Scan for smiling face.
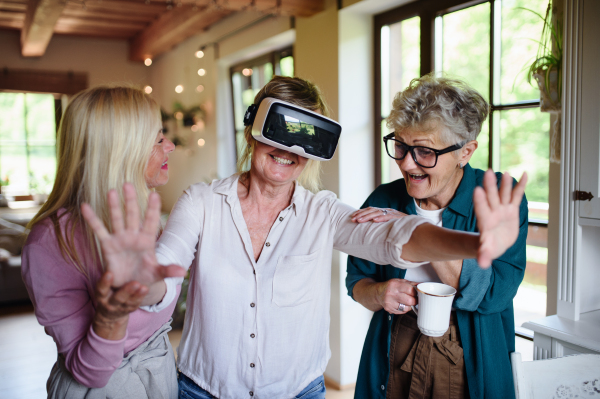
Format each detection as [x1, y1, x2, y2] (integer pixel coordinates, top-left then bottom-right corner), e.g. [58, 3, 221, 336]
[145, 131, 175, 189]
[395, 122, 477, 209]
[250, 140, 308, 188]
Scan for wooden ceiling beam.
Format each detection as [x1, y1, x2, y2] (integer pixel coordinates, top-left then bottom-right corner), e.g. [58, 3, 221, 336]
[0, 1, 27, 12]
[129, 6, 232, 62]
[21, 0, 67, 57]
[177, 0, 324, 17]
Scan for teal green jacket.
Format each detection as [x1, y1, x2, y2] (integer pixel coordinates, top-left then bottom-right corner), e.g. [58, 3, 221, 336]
[346, 164, 528, 399]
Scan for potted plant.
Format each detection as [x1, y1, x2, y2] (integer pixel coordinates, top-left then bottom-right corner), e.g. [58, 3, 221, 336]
[172, 102, 204, 127]
[523, 3, 562, 113]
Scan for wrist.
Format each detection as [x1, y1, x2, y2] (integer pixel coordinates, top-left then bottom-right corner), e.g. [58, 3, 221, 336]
[93, 312, 129, 340]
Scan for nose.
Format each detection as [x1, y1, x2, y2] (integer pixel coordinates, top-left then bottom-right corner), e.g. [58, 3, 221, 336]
[164, 137, 175, 153]
[399, 150, 418, 171]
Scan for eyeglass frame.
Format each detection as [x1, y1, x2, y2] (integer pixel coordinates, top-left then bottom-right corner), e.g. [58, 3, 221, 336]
[383, 133, 466, 169]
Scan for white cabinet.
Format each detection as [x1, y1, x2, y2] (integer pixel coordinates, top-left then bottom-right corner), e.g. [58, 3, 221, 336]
[525, 0, 600, 358]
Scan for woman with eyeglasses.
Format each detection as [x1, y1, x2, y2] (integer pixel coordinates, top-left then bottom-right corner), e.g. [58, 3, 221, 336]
[346, 74, 528, 399]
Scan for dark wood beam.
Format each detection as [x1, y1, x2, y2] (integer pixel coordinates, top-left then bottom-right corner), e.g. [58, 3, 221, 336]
[0, 68, 87, 95]
[21, 0, 67, 57]
[129, 6, 232, 62]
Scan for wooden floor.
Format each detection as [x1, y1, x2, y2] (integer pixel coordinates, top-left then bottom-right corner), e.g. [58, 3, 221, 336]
[0, 303, 354, 399]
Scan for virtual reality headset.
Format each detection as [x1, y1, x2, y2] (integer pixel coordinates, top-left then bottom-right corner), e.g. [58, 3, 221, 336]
[243, 98, 342, 161]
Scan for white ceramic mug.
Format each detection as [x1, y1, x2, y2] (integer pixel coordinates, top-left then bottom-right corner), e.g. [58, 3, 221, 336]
[411, 282, 457, 337]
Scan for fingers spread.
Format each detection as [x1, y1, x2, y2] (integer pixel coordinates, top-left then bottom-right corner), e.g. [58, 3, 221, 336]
[483, 169, 500, 209]
[511, 172, 528, 206]
[81, 203, 111, 242]
[499, 172, 512, 204]
[142, 192, 161, 235]
[96, 271, 113, 298]
[472, 186, 490, 221]
[108, 190, 125, 234]
[160, 264, 187, 279]
[124, 183, 140, 231]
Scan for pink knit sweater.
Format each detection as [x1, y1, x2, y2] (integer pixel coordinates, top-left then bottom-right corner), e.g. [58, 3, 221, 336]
[21, 214, 180, 388]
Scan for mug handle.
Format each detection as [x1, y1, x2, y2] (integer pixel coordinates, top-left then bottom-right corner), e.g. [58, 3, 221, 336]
[411, 305, 418, 316]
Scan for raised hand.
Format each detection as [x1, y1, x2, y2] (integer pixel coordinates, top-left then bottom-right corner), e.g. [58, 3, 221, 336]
[351, 207, 407, 223]
[81, 183, 185, 288]
[473, 170, 527, 268]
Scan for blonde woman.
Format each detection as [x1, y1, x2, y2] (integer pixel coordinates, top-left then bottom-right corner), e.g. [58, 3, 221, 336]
[22, 86, 184, 398]
[83, 76, 526, 399]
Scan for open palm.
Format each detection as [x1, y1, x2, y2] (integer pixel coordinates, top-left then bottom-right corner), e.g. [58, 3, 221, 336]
[473, 170, 527, 268]
[81, 183, 185, 287]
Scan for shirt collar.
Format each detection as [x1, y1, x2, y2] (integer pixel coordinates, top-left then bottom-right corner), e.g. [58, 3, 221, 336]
[213, 173, 305, 216]
[447, 163, 475, 218]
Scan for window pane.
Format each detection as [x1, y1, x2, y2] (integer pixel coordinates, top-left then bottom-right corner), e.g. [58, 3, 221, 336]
[0, 93, 26, 144]
[0, 146, 28, 195]
[498, 108, 550, 206]
[468, 121, 489, 171]
[280, 56, 294, 77]
[381, 16, 420, 118]
[441, 3, 491, 100]
[500, 0, 549, 104]
[380, 119, 404, 185]
[26, 93, 56, 144]
[28, 146, 56, 194]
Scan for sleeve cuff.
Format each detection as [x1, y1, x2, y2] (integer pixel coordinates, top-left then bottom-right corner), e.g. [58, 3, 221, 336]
[139, 276, 183, 313]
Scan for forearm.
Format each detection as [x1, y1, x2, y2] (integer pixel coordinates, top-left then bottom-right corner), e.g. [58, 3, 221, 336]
[402, 223, 479, 263]
[140, 280, 167, 306]
[430, 259, 463, 290]
[92, 312, 128, 340]
[352, 278, 384, 312]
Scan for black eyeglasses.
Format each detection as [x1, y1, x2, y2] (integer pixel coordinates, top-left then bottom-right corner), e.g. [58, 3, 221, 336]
[383, 133, 465, 168]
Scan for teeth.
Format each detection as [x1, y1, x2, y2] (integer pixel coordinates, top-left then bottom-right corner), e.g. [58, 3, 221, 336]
[272, 156, 292, 165]
[162, 161, 167, 166]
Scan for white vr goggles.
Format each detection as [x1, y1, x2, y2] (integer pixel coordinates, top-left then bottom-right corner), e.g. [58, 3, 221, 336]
[243, 97, 342, 161]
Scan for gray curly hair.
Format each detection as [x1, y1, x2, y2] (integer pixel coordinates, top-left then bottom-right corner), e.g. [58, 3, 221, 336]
[387, 73, 490, 144]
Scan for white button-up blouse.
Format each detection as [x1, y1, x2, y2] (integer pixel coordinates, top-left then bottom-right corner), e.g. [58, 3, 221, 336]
[154, 175, 427, 399]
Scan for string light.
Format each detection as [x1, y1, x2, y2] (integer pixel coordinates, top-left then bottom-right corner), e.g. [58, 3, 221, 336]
[197, 138, 206, 147]
[196, 85, 204, 93]
[144, 85, 153, 94]
[195, 50, 204, 58]
[175, 85, 184, 93]
[175, 111, 184, 120]
[144, 58, 152, 66]
[197, 68, 206, 76]
[242, 68, 253, 76]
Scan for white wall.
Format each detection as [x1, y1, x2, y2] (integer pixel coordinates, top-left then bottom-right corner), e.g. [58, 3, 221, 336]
[0, 30, 149, 87]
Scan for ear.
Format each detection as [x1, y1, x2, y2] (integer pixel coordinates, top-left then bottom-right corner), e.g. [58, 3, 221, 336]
[459, 140, 478, 166]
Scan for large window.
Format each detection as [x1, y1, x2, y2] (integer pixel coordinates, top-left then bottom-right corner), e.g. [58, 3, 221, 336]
[0, 92, 57, 197]
[375, 0, 550, 350]
[230, 47, 294, 162]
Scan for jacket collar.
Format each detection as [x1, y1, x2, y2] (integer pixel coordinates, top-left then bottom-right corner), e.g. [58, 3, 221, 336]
[446, 163, 475, 218]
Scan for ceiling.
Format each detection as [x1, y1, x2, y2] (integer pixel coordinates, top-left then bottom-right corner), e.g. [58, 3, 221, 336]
[0, 0, 324, 61]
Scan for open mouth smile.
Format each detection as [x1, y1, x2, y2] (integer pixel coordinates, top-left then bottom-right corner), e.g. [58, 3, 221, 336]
[408, 173, 428, 181]
[270, 154, 294, 165]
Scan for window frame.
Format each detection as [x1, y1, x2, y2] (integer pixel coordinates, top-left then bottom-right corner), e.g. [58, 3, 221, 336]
[373, 0, 542, 212]
[229, 46, 294, 162]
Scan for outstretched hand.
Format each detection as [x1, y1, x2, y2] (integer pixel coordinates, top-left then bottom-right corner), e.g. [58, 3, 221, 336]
[473, 170, 527, 268]
[81, 183, 185, 288]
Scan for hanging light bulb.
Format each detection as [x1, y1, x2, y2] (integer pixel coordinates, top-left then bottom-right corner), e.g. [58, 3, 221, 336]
[196, 85, 204, 93]
[242, 68, 253, 76]
[197, 68, 206, 76]
[175, 85, 184, 93]
[144, 85, 153, 94]
[195, 50, 204, 58]
[144, 58, 152, 66]
[197, 138, 206, 147]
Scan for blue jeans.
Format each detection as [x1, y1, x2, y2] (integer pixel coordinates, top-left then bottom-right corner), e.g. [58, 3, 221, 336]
[177, 372, 326, 399]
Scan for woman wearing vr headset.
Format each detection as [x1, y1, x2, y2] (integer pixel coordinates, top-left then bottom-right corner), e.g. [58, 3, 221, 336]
[346, 74, 528, 399]
[81, 76, 526, 399]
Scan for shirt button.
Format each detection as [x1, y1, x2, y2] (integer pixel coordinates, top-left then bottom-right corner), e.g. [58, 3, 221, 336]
[265, 242, 270, 247]
[250, 303, 255, 308]
[250, 363, 255, 368]
[279, 217, 283, 221]
[250, 392, 254, 396]
[381, 385, 385, 390]
[250, 333, 255, 338]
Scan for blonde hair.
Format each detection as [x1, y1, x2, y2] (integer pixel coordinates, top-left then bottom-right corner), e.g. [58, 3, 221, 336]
[388, 73, 489, 144]
[237, 76, 328, 193]
[27, 85, 161, 277]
